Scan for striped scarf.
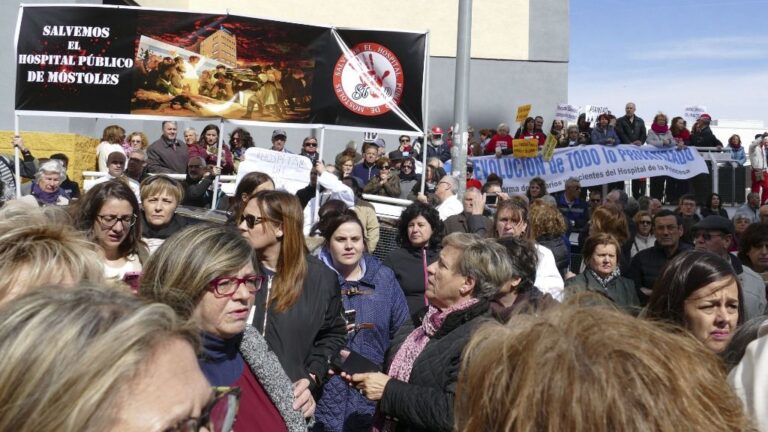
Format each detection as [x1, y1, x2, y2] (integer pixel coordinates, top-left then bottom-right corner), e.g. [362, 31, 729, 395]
[0, 156, 16, 202]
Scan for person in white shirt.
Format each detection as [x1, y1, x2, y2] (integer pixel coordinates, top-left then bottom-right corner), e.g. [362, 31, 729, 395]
[426, 175, 462, 221]
[96, 125, 126, 172]
[303, 163, 354, 235]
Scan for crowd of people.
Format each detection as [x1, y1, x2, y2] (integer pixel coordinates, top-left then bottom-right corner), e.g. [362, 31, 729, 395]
[3, 105, 768, 431]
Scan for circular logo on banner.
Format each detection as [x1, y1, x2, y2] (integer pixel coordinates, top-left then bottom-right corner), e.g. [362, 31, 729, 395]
[333, 42, 404, 117]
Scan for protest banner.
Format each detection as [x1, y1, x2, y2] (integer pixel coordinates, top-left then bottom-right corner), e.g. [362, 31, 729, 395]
[684, 105, 708, 122]
[515, 104, 532, 123]
[512, 138, 538, 158]
[555, 103, 579, 123]
[446, 144, 708, 194]
[236, 148, 313, 194]
[15, 5, 427, 132]
[583, 105, 610, 127]
[542, 134, 558, 161]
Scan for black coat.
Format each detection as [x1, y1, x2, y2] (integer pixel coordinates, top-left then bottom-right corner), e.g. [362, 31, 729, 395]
[252, 255, 347, 391]
[383, 246, 440, 318]
[615, 115, 647, 144]
[379, 300, 489, 432]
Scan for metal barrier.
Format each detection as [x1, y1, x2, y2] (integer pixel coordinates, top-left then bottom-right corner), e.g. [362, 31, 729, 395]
[81, 171, 238, 196]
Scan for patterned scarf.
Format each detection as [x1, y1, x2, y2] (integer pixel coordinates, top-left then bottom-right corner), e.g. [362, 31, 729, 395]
[588, 268, 621, 289]
[0, 156, 15, 202]
[373, 298, 479, 432]
[388, 298, 479, 383]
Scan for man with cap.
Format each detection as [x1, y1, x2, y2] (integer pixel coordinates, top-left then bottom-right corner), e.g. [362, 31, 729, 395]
[92, 151, 141, 203]
[270, 129, 292, 153]
[692, 215, 766, 320]
[690, 114, 723, 149]
[387, 149, 405, 171]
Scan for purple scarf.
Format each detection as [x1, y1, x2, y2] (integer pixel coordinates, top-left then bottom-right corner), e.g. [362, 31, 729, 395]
[31, 182, 63, 205]
[651, 123, 669, 134]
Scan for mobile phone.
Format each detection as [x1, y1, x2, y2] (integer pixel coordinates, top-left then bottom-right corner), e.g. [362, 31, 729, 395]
[331, 350, 380, 374]
[123, 272, 141, 294]
[485, 194, 498, 205]
[344, 309, 357, 324]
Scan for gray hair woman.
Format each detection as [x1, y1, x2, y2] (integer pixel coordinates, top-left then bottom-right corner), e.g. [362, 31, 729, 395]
[140, 223, 306, 431]
[0, 284, 232, 432]
[346, 233, 510, 431]
[22, 159, 70, 206]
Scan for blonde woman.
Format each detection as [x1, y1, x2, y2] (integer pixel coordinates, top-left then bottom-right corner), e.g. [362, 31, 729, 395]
[0, 207, 104, 305]
[140, 224, 306, 430]
[0, 285, 230, 432]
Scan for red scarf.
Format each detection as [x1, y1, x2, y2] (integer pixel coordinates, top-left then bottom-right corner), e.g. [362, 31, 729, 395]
[651, 123, 669, 134]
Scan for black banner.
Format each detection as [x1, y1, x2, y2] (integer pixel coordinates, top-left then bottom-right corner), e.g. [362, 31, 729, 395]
[15, 6, 426, 132]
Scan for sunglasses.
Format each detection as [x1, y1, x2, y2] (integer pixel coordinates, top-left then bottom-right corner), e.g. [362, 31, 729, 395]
[304, 142, 318, 147]
[381, 165, 391, 170]
[402, 164, 413, 169]
[638, 220, 652, 225]
[240, 214, 268, 229]
[400, 138, 410, 143]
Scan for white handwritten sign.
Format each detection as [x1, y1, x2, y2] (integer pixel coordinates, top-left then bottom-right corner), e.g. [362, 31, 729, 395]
[555, 103, 580, 123]
[684, 105, 708, 122]
[583, 105, 610, 127]
[236, 147, 313, 194]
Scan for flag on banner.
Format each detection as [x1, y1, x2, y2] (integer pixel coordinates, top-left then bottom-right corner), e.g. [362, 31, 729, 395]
[15, 5, 427, 132]
[512, 138, 538, 158]
[542, 133, 558, 161]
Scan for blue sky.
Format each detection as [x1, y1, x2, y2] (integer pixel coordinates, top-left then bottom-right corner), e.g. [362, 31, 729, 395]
[569, 0, 768, 127]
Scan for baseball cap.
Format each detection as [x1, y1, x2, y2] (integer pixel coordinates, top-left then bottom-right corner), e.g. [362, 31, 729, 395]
[107, 151, 126, 164]
[388, 150, 404, 161]
[272, 129, 287, 139]
[373, 137, 386, 148]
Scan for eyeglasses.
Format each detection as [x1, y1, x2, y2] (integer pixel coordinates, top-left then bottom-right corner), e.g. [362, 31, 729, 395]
[638, 220, 652, 225]
[164, 386, 240, 432]
[304, 142, 318, 147]
[240, 214, 269, 229]
[208, 274, 263, 298]
[96, 214, 137, 229]
[694, 231, 725, 241]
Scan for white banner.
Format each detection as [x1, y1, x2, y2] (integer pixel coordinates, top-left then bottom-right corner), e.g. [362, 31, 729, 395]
[236, 148, 312, 194]
[684, 105, 708, 122]
[555, 103, 580, 123]
[583, 105, 610, 127]
[448, 144, 708, 194]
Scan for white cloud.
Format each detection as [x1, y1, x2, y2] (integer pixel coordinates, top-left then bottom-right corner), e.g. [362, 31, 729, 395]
[629, 36, 768, 61]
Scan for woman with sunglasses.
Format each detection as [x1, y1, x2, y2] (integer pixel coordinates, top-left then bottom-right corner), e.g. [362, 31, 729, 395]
[239, 190, 347, 417]
[362, 156, 401, 198]
[628, 210, 655, 258]
[140, 223, 306, 431]
[73, 180, 148, 286]
[312, 208, 409, 431]
[396, 157, 420, 200]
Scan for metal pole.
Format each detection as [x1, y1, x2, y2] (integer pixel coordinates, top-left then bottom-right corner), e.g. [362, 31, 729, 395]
[211, 119, 224, 210]
[13, 115, 20, 198]
[419, 32, 431, 196]
[451, 0, 472, 201]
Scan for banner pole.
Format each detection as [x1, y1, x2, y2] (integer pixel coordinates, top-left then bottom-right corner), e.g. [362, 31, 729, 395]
[419, 31, 431, 196]
[211, 119, 224, 210]
[314, 125, 326, 226]
[13, 115, 20, 198]
[451, 0, 472, 201]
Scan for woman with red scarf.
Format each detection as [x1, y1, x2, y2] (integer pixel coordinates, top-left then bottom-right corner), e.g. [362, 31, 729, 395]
[667, 116, 691, 203]
[647, 113, 676, 200]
